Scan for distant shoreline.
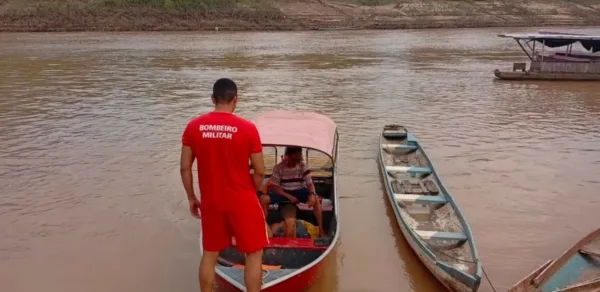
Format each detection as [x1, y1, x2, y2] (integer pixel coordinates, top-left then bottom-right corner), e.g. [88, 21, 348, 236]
[2, 0, 600, 32]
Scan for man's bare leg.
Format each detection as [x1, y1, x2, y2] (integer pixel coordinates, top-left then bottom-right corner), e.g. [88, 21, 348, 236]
[199, 251, 219, 292]
[259, 182, 271, 217]
[309, 195, 325, 237]
[259, 194, 270, 218]
[283, 218, 297, 238]
[244, 249, 264, 292]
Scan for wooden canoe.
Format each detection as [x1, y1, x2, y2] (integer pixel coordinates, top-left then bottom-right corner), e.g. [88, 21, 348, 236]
[377, 125, 482, 292]
[509, 227, 600, 292]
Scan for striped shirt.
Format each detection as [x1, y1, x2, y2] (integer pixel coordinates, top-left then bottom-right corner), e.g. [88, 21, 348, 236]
[271, 161, 313, 191]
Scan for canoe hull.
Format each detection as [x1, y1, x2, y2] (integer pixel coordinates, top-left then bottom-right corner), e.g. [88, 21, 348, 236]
[216, 260, 325, 292]
[400, 225, 476, 292]
[378, 153, 477, 292]
[494, 69, 600, 81]
[377, 126, 481, 292]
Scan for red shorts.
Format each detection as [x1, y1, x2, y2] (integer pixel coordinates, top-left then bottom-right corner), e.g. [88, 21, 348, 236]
[201, 200, 268, 254]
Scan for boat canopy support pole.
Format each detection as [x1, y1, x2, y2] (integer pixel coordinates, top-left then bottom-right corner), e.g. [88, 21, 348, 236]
[525, 40, 534, 51]
[541, 40, 545, 64]
[516, 39, 533, 61]
[305, 148, 310, 168]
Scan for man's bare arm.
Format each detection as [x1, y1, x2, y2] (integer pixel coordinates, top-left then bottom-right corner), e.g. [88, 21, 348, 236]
[304, 170, 316, 195]
[180, 145, 196, 201]
[249, 152, 265, 190]
[307, 181, 317, 195]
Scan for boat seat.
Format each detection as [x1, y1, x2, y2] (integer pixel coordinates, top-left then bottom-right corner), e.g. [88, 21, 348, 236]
[385, 165, 432, 176]
[260, 177, 334, 212]
[415, 230, 467, 242]
[382, 144, 417, 150]
[382, 125, 408, 139]
[382, 144, 418, 153]
[268, 199, 333, 212]
[395, 194, 446, 205]
[383, 132, 407, 139]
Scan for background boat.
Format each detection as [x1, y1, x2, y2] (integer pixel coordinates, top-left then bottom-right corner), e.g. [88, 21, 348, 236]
[494, 32, 600, 81]
[509, 227, 600, 292]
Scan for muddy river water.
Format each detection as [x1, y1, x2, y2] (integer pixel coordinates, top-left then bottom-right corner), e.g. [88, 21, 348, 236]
[1, 27, 600, 292]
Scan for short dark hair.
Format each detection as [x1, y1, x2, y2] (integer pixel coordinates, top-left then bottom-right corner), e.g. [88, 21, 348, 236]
[212, 78, 237, 103]
[285, 146, 302, 156]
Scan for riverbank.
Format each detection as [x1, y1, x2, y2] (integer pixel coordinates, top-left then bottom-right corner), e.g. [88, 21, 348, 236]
[1, 0, 600, 32]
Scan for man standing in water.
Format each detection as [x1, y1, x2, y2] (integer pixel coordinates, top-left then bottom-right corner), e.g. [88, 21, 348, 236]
[180, 78, 267, 292]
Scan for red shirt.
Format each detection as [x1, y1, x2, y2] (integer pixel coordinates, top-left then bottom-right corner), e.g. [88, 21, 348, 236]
[182, 112, 262, 211]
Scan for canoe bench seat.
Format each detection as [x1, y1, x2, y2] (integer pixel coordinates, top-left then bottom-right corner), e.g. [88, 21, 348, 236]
[382, 144, 418, 151]
[415, 230, 468, 242]
[382, 125, 408, 139]
[385, 165, 432, 176]
[394, 193, 447, 205]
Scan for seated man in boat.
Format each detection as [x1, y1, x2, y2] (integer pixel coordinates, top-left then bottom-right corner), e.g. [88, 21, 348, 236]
[268, 203, 319, 239]
[258, 146, 325, 237]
